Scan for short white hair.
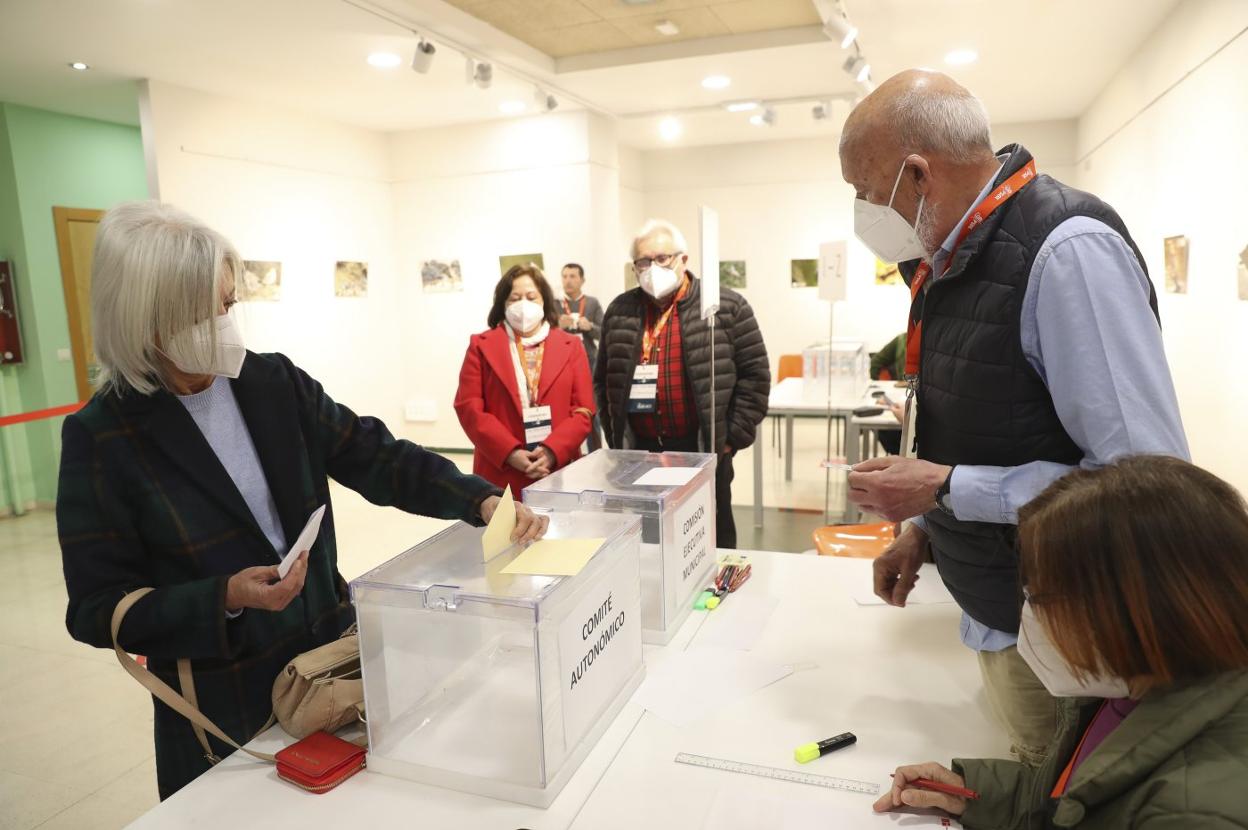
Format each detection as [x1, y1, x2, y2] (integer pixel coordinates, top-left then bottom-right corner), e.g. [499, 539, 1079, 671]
[92, 201, 241, 396]
[841, 84, 993, 165]
[631, 218, 688, 260]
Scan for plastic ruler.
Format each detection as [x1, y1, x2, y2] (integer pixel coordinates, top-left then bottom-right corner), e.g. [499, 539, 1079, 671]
[674, 752, 880, 795]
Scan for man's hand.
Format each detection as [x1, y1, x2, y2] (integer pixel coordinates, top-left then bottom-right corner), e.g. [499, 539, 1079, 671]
[872, 523, 929, 607]
[558, 313, 574, 330]
[225, 553, 308, 613]
[576, 316, 592, 332]
[480, 497, 550, 542]
[872, 762, 969, 816]
[847, 457, 951, 522]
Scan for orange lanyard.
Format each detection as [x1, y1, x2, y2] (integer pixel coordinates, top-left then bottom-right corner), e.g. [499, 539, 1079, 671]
[562, 296, 586, 317]
[513, 334, 544, 405]
[641, 279, 690, 365]
[904, 159, 1038, 377]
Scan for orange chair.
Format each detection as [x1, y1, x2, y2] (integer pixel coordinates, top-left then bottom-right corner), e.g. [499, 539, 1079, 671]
[777, 354, 803, 382]
[812, 522, 895, 558]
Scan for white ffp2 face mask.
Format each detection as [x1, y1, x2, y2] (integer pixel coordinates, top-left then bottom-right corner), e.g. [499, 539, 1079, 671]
[165, 314, 246, 379]
[1016, 599, 1131, 698]
[853, 161, 929, 263]
[639, 263, 680, 299]
[505, 299, 545, 334]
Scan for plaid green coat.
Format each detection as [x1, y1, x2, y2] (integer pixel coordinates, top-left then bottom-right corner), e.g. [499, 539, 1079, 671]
[57, 352, 499, 799]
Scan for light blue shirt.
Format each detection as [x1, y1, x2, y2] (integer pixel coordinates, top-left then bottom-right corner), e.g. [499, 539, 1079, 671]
[177, 377, 287, 555]
[916, 164, 1190, 652]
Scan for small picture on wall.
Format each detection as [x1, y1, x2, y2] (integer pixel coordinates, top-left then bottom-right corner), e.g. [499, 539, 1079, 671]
[499, 253, 545, 276]
[241, 261, 281, 302]
[1163, 235, 1189, 294]
[334, 261, 368, 298]
[421, 259, 463, 293]
[719, 260, 747, 289]
[791, 259, 818, 288]
[1237, 245, 1248, 301]
[875, 258, 903, 286]
[624, 261, 638, 290]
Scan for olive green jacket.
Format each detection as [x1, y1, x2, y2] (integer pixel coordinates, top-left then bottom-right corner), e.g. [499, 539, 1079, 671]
[954, 671, 1248, 829]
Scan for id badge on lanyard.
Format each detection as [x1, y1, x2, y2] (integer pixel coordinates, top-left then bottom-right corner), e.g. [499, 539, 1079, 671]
[523, 405, 553, 449]
[628, 364, 659, 413]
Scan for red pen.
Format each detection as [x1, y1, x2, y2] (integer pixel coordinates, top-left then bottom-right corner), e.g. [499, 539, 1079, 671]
[891, 774, 980, 801]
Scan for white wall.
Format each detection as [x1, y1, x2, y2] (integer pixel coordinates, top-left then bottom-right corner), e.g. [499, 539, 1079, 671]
[1075, 0, 1248, 493]
[141, 80, 401, 427]
[637, 120, 1078, 371]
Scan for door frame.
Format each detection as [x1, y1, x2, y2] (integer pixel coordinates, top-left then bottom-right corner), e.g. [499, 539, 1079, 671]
[53, 206, 105, 402]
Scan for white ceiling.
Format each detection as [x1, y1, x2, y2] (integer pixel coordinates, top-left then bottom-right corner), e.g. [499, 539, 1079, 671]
[0, 0, 1181, 149]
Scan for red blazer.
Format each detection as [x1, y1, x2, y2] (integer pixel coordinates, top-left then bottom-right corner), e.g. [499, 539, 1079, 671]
[454, 326, 594, 494]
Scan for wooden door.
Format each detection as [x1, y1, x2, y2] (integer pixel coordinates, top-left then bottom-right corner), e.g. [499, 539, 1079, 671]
[53, 207, 104, 401]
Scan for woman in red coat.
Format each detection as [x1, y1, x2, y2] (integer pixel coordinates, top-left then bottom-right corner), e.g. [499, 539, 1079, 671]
[455, 264, 595, 494]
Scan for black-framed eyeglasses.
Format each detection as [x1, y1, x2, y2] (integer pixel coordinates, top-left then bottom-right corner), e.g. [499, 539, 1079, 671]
[633, 252, 682, 271]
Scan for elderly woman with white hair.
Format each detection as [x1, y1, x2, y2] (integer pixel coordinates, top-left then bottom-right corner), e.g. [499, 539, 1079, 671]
[56, 201, 548, 799]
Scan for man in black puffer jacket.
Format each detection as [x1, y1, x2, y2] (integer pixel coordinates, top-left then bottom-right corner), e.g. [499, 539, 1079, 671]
[595, 219, 770, 548]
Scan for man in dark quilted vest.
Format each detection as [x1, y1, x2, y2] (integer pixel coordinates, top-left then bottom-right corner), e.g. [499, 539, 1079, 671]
[841, 70, 1189, 766]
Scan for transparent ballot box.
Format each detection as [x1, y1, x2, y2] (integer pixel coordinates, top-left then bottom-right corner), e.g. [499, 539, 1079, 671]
[802, 339, 869, 401]
[522, 449, 717, 645]
[351, 511, 644, 807]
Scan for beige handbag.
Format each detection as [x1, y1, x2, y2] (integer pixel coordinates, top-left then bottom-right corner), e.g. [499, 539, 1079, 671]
[111, 588, 365, 764]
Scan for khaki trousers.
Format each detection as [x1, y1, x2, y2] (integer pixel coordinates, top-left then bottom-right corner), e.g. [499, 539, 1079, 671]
[977, 645, 1060, 767]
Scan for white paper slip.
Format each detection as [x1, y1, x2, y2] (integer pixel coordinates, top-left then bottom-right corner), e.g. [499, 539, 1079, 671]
[690, 593, 779, 651]
[278, 505, 326, 579]
[700, 789, 962, 830]
[633, 467, 701, 487]
[850, 563, 955, 606]
[632, 647, 793, 727]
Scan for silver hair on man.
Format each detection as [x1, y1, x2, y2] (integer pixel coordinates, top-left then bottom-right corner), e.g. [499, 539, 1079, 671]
[92, 201, 242, 396]
[840, 80, 994, 165]
[631, 219, 689, 260]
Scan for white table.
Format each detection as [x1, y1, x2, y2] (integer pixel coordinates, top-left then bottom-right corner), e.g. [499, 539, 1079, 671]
[753, 378, 902, 527]
[129, 553, 1007, 829]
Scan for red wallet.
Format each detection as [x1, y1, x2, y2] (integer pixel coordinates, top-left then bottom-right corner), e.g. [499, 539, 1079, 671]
[275, 731, 367, 794]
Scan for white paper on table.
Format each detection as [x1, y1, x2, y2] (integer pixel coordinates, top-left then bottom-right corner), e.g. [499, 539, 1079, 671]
[700, 789, 963, 829]
[690, 593, 779, 651]
[278, 505, 325, 579]
[851, 563, 956, 606]
[633, 467, 701, 487]
[632, 647, 793, 727]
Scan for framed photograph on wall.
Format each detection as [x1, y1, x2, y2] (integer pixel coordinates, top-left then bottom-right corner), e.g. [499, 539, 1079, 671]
[1163, 235, 1188, 294]
[719, 260, 746, 289]
[499, 253, 545, 276]
[334, 261, 368, 298]
[421, 259, 463, 293]
[790, 259, 818, 288]
[0, 261, 23, 365]
[875, 258, 903, 286]
[241, 260, 281, 302]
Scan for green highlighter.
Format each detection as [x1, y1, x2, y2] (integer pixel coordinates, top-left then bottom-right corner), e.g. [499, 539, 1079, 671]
[794, 732, 857, 763]
[693, 589, 714, 610]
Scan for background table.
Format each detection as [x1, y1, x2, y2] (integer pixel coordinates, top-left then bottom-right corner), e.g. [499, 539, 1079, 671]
[128, 553, 1008, 829]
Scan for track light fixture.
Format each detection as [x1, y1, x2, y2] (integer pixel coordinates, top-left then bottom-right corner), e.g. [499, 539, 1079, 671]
[822, 16, 858, 49]
[534, 87, 558, 112]
[473, 60, 493, 89]
[750, 106, 777, 127]
[812, 101, 832, 120]
[843, 55, 870, 84]
[411, 39, 436, 73]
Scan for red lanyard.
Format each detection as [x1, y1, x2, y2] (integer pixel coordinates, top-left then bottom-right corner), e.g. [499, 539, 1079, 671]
[904, 160, 1038, 377]
[641, 279, 690, 365]
[562, 296, 586, 317]
[513, 333, 544, 405]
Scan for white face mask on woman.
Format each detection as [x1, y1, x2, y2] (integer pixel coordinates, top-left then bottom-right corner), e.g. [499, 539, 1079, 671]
[638, 263, 681, 300]
[164, 313, 247, 379]
[853, 160, 929, 264]
[505, 298, 545, 334]
[1016, 599, 1131, 698]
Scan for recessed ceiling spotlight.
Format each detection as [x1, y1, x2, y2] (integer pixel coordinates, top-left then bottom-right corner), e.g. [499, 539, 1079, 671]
[701, 75, 730, 90]
[654, 19, 680, 36]
[724, 100, 759, 113]
[659, 117, 683, 142]
[822, 17, 858, 50]
[68, 61, 90, 71]
[499, 100, 526, 115]
[367, 52, 402, 69]
[944, 48, 978, 66]
[411, 40, 436, 73]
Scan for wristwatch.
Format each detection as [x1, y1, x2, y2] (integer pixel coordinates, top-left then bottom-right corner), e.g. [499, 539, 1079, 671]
[936, 466, 957, 517]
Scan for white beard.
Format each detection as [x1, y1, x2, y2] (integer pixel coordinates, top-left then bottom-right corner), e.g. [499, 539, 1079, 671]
[916, 200, 943, 266]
